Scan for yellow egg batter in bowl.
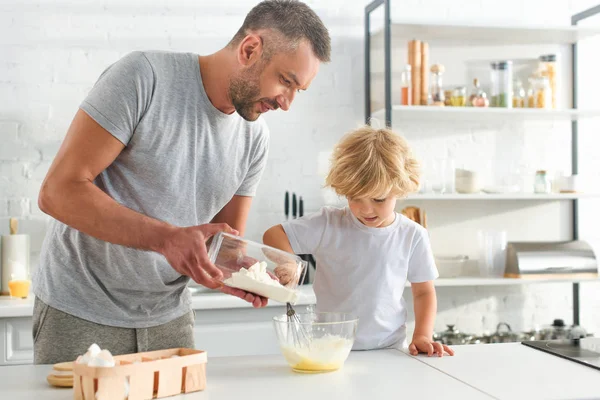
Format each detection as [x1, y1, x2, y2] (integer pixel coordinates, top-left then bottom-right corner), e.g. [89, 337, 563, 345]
[273, 312, 358, 373]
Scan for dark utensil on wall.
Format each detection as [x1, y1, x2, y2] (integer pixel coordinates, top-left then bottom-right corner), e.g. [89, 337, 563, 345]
[292, 193, 297, 219]
[284, 191, 289, 220]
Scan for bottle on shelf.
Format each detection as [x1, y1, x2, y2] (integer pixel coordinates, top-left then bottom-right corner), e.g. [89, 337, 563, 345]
[534, 170, 551, 194]
[400, 64, 412, 106]
[451, 86, 467, 107]
[539, 54, 557, 109]
[467, 78, 489, 107]
[429, 64, 445, 106]
[490, 61, 513, 108]
[526, 76, 536, 108]
[513, 80, 526, 108]
[535, 76, 552, 109]
[420, 41, 429, 105]
[408, 40, 422, 106]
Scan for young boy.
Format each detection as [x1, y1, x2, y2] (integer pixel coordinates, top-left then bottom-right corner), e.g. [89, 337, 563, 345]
[264, 126, 453, 357]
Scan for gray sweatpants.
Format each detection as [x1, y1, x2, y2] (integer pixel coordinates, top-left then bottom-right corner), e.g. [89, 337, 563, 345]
[33, 298, 195, 365]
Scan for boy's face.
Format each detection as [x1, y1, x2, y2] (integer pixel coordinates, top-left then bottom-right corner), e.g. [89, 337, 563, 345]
[347, 193, 397, 228]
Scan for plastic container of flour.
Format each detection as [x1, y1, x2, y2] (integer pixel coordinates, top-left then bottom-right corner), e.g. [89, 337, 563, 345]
[207, 232, 307, 304]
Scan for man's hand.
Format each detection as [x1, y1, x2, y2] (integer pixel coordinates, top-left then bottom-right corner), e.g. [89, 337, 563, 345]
[409, 335, 455, 357]
[219, 285, 268, 308]
[158, 223, 269, 307]
[159, 223, 237, 288]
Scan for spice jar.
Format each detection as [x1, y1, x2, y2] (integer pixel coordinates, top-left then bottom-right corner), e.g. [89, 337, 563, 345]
[534, 170, 551, 194]
[512, 80, 526, 108]
[490, 61, 513, 108]
[526, 77, 536, 108]
[467, 79, 489, 107]
[539, 54, 557, 109]
[450, 86, 466, 107]
[535, 76, 552, 109]
[400, 64, 412, 106]
[444, 90, 453, 106]
[429, 64, 445, 106]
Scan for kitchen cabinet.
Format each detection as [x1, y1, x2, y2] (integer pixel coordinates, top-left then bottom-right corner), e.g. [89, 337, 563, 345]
[193, 306, 284, 357]
[0, 308, 284, 366]
[0, 318, 34, 365]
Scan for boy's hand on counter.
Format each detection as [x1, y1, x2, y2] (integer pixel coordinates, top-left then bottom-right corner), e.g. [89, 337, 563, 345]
[409, 335, 454, 357]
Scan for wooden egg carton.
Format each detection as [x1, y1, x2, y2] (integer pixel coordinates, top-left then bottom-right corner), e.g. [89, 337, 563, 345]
[73, 348, 207, 400]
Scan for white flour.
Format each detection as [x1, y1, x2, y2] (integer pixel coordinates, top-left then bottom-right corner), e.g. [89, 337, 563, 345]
[223, 261, 299, 304]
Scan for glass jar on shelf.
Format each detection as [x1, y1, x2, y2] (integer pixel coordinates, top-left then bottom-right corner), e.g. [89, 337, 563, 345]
[450, 86, 467, 107]
[535, 76, 552, 109]
[512, 80, 526, 108]
[430, 64, 446, 106]
[526, 76, 536, 108]
[400, 64, 412, 106]
[539, 54, 557, 109]
[444, 90, 453, 106]
[534, 170, 551, 194]
[490, 61, 513, 108]
[468, 78, 489, 107]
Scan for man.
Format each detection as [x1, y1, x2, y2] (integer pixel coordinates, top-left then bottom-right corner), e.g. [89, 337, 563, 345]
[32, 0, 330, 364]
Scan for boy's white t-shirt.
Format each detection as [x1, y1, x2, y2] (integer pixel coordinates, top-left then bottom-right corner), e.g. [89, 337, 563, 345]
[281, 206, 438, 350]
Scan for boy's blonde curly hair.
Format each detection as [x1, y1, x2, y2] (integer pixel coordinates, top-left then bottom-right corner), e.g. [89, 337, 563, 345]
[325, 125, 420, 199]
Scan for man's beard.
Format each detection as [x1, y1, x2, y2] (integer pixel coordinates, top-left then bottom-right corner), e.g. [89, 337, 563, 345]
[228, 63, 278, 121]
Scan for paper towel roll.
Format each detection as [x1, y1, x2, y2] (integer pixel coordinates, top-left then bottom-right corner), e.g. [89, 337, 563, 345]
[1, 234, 30, 295]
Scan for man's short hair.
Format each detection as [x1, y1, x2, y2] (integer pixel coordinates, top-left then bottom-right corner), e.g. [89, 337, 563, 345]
[230, 0, 331, 62]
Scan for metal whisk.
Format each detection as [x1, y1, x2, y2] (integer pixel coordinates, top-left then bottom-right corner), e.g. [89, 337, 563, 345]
[286, 302, 311, 348]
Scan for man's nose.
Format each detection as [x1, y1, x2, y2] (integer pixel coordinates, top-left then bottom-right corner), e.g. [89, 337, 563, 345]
[277, 91, 295, 111]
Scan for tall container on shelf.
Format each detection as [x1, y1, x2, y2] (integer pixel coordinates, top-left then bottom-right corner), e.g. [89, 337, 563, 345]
[490, 61, 513, 108]
[420, 41, 429, 105]
[400, 64, 412, 105]
[408, 39, 421, 106]
[539, 54, 557, 109]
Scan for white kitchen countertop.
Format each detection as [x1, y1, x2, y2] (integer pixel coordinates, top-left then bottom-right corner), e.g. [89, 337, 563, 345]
[2, 344, 600, 399]
[415, 342, 600, 400]
[0, 349, 489, 400]
[0, 285, 316, 318]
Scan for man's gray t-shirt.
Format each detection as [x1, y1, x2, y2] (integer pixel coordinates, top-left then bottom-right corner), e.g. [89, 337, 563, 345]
[33, 51, 269, 328]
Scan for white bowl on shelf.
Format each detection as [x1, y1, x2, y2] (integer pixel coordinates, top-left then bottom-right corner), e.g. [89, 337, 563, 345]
[435, 255, 469, 278]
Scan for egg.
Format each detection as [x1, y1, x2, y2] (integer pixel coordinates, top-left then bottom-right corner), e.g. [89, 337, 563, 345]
[88, 349, 115, 368]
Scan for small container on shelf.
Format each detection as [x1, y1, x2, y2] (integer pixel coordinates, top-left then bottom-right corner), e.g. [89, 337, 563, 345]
[490, 61, 513, 108]
[534, 76, 552, 109]
[450, 86, 467, 107]
[400, 64, 412, 106]
[444, 89, 453, 106]
[512, 80, 526, 108]
[526, 76, 536, 108]
[429, 64, 445, 106]
[539, 54, 557, 109]
[467, 78, 489, 107]
[534, 170, 551, 194]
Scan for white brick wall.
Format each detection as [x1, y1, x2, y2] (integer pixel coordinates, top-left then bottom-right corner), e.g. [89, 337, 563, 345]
[0, 0, 599, 338]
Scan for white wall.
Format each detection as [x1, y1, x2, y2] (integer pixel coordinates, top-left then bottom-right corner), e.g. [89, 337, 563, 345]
[0, 0, 599, 338]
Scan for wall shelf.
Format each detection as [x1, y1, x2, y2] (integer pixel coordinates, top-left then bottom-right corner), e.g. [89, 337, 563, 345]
[370, 22, 600, 46]
[371, 106, 600, 123]
[405, 193, 599, 200]
[423, 276, 600, 288]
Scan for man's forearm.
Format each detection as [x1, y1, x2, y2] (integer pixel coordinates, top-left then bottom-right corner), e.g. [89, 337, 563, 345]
[39, 178, 174, 253]
[413, 289, 437, 338]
